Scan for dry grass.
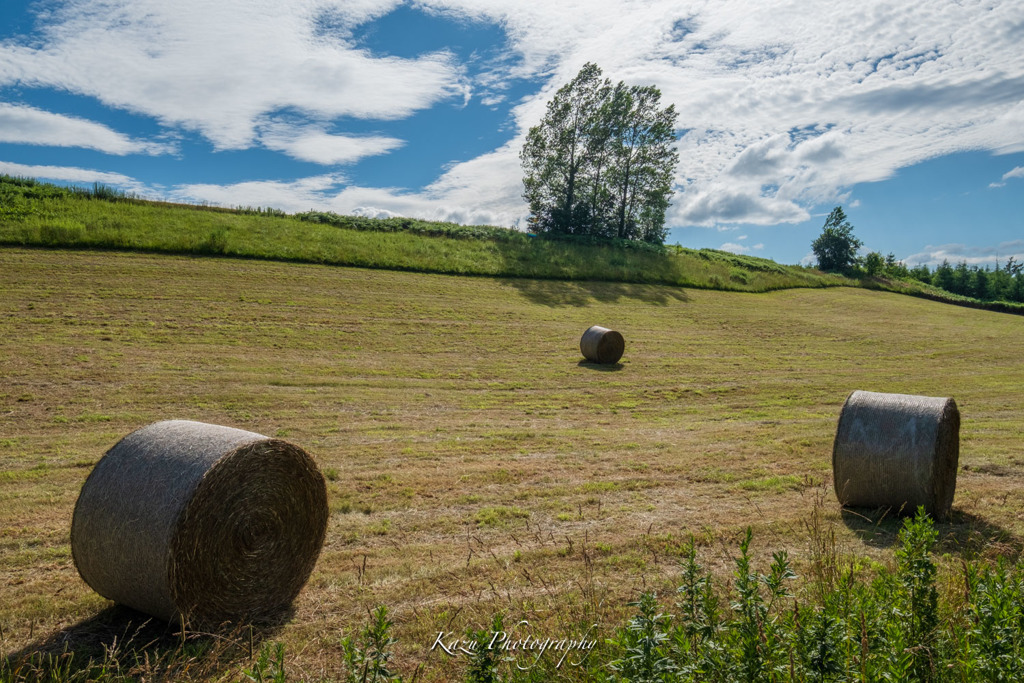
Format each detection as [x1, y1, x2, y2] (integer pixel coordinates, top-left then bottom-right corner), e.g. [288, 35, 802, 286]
[2, 247, 1023, 680]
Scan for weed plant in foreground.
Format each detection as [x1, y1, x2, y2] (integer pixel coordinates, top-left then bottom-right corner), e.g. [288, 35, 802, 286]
[6, 510, 1024, 682]
[607, 508, 1024, 682]
[266, 510, 1024, 682]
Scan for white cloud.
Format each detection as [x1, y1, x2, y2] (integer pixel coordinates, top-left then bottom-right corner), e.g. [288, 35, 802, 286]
[718, 242, 749, 254]
[989, 165, 1024, 187]
[168, 141, 529, 226]
[258, 121, 404, 165]
[0, 0, 468, 149]
[0, 103, 172, 155]
[0, 160, 151, 193]
[171, 174, 348, 211]
[717, 240, 765, 255]
[317, 139, 531, 227]
[1006, 167, 1024, 180]
[352, 206, 399, 219]
[903, 240, 1024, 267]
[673, 189, 808, 226]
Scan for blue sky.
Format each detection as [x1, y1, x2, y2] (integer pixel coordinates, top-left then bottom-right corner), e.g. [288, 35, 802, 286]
[1, 0, 1022, 267]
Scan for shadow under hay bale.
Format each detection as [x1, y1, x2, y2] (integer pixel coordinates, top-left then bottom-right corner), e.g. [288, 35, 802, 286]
[839, 507, 1021, 558]
[576, 359, 624, 372]
[580, 325, 625, 365]
[832, 390, 960, 522]
[71, 420, 328, 629]
[1, 605, 284, 681]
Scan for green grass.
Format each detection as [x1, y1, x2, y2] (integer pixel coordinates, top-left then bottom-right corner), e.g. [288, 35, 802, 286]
[474, 505, 531, 528]
[2, 247, 1023, 680]
[867, 273, 1024, 315]
[0, 175, 848, 292]
[3, 175, 1021, 317]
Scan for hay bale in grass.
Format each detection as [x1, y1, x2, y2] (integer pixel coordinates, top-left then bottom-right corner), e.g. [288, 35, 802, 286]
[71, 420, 328, 627]
[832, 390, 960, 521]
[580, 325, 625, 364]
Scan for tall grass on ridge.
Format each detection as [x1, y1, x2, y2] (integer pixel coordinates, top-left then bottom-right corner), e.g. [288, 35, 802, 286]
[0, 175, 846, 292]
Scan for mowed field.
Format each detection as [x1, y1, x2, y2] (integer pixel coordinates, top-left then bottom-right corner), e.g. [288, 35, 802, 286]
[2, 247, 1023, 679]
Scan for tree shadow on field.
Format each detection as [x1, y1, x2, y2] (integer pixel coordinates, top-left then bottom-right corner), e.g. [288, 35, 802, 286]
[503, 277, 690, 307]
[840, 506, 1021, 559]
[1, 605, 289, 681]
[577, 359, 624, 372]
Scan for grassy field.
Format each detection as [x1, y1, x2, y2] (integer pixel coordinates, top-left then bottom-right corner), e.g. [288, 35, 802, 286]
[2, 248, 1023, 680]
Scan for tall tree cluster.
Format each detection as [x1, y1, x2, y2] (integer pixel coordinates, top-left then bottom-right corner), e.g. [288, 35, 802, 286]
[520, 63, 679, 244]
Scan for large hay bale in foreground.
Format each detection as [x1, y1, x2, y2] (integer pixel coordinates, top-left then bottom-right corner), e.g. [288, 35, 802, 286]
[71, 420, 328, 627]
[832, 390, 960, 520]
[580, 325, 625, 364]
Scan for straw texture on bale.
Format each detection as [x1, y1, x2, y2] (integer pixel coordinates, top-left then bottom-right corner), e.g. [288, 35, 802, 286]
[580, 325, 625, 364]
[71, 420, 328, 627]
[832, 390, 960, 520]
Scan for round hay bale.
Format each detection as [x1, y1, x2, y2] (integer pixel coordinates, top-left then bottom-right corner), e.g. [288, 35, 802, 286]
[832, 390, 960, 520]
[71, 420, 328, 627]
[580, 325, 625, 364]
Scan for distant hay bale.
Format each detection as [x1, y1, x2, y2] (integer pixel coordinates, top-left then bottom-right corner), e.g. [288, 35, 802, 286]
[580, 325, 625, 364]
[832, 390, 960, 521]
[71, 420, 328, 627]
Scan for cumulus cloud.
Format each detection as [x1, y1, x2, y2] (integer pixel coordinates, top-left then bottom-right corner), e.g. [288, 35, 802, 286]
[0, 103, 172, 155]
[352, 206, 399, 219]
[674, 189, 808, 226]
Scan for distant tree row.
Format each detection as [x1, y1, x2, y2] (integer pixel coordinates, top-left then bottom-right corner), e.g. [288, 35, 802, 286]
[811, 205, 1024, 303]
[520, 63, 679, 244]
[897, 257, 1024, 303]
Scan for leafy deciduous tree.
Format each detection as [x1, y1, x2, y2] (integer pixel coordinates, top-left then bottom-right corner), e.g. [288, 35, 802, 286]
[520, 63, 679, 244]
[864, 251, 885, 276]
[811, 206, 863, 272]
[521, 63, 609, 237]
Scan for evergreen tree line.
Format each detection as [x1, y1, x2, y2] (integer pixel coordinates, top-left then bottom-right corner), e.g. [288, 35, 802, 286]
[520, 63, 679, 244]
[810, 205, 1024, 305]
[868, 253, 1024, 303]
